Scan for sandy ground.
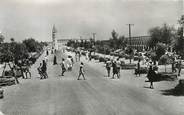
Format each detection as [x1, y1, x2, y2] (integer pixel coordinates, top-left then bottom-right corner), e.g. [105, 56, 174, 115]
[0, 50, 183, 115]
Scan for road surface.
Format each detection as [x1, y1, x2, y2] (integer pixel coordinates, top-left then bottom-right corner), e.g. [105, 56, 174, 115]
[0, 50, 183, 115]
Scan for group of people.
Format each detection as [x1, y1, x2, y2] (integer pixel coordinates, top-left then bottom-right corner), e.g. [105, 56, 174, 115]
[59, 57, 86, 80]
[37, 60, 48, 79]
[42, 49, 86, 80]
[105, 58, 121, 79]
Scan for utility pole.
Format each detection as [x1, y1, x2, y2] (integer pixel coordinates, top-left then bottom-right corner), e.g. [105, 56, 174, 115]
[126, 24, 134, 48]
[92, 33, 96, 55]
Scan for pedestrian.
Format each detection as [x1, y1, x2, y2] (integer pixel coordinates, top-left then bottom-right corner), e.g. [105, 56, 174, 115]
[66, 56, 73, 71]
[171, 57, 176, 73]
[78, 51, 81, 61]
[60, 58, 66, 76]
[147, 64, 156, 89]
[177, 58, 182, 76]
[116, 58, 121, 79]
[12, 65, 20, 84]
[24, 59, 31, 79]
[77, 62, 86, 80]
[53, 55, 57, 65]
[106, 59, 111, 77]
[86, 51, 89, 60]
[41, 60, 48, 79]
[75, 51, 78, 62]
[89, 51, 92, 61]
[37, 63, 44, 79]
[136, 59, 141, 76]
[44, 55, 48, 64]
[112, 60, 118, 79]
[46, 50, 49, 56]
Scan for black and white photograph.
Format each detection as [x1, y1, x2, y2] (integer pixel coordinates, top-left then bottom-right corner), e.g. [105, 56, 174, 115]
[0, 0, 184, 115]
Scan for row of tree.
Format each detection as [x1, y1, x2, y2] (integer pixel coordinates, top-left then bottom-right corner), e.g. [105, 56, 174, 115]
[0, 37, 47, 64]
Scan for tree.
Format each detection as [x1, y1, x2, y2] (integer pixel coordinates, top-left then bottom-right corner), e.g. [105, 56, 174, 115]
[23, 38, 43, 53]
[156, 43, 167, 60]
[125, 47, 134, 63]
[149, 23, 176, 49]
[175, 15, 184, 58]
[109, 30, 119, 50]
[118, 36, 127, 50]
[0, 34, 5, 44]
[0, 43, 13, 63]
[159, 54, 171, 72]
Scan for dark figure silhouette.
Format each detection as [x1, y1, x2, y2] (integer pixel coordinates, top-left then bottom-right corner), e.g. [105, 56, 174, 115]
[112, 61, 118, 79]
[147, 65, 156, 89]
[53, 55, 57, 65]
[77, 62, 86, 80]
[41, 60, 48, 79]
[60, 59, 66, 76]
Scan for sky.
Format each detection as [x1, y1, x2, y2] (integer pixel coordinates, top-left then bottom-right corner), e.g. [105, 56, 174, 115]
[0, 0, 183, 42]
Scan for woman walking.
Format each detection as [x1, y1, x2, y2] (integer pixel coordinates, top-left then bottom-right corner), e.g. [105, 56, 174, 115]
[53, 55, 57, 65]
[41, 60, 48, 79]
[147, 65, 156, 89]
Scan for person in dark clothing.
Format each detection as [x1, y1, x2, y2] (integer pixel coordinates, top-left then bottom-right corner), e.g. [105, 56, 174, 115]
[136, 59, 141, 76]
[46, 50, 49, 56]
[147, 65, 156, 89]
[112, 61, 118, 79]
[77, 62, 86, 80]
[53, 55, 57, 65]
[89, 52, 92, 61]
[60, 59, 66, 76]
[177, 58, 182, 76]
[106, 59, 111, 77]
[38, 63, 44, 79]
[41, 60, 48, 79]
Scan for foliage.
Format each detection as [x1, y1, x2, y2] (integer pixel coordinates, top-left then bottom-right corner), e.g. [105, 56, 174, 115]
[149, 23, 176, 49]
[23, 38, 44, 53]
[159, 54, 171, 72]
[174, 16, 184, 58]
[150, 51, 157, 62]
[155, 43, 167, 60]
[0, 38, 45, 64]
[0, 34, 5, 44]
[0, 43, 13, 63]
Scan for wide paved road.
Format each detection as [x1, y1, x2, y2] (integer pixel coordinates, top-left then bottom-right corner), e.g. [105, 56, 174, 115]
[0, 50, 183, 115]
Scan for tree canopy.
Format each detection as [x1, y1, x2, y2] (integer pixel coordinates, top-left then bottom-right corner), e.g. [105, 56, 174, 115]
[149, 23, 176, 49]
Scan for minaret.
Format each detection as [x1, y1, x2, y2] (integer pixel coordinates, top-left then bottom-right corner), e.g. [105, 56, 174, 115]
[52, 24, 57, 49]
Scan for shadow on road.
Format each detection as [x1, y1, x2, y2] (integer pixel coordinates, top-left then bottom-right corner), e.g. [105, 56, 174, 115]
[161, 84, 184, 96]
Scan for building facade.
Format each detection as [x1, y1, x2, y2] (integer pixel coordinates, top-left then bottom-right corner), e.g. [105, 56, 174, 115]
[126, 36, 151, 51]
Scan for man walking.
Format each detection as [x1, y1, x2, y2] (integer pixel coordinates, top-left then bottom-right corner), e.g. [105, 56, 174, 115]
[178, 57, 182, 76]
[106, 59, 111, 77]
[136, 59, 141, 76]
[112, 60, 118, 79]
[116, 58, 121, 79]
[60, 58, 66, 76]
[77, 62, 86, 80]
